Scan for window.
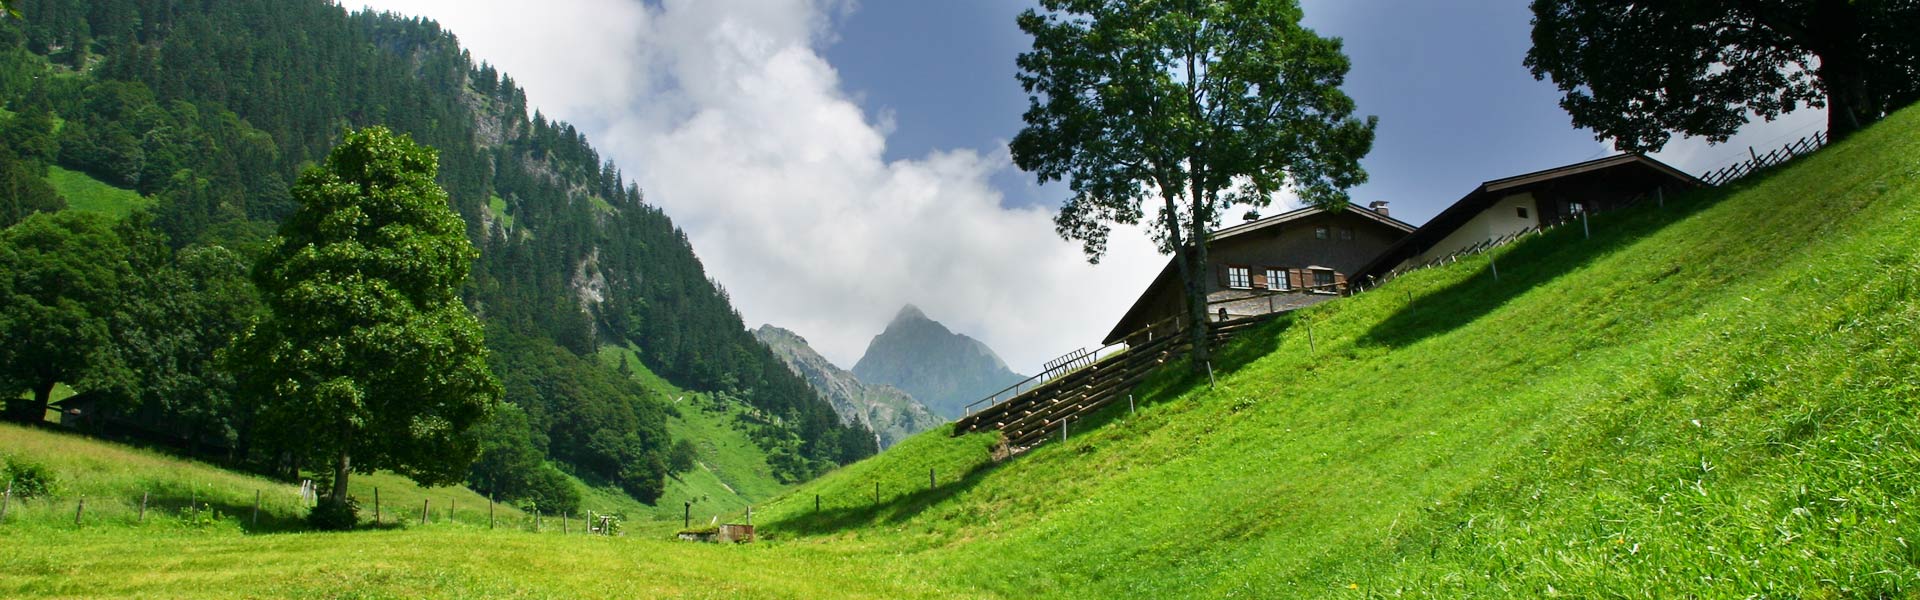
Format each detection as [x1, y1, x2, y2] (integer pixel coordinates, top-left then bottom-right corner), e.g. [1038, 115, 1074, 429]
[1313, 269, 1335, 289]
[1227, 266, 1251, 289]
[1339, 227, 1354, 240]
[1516, 206, 1529, 219]
[1314, 227, 1329, 239]
[1267, 268, 1289, 291]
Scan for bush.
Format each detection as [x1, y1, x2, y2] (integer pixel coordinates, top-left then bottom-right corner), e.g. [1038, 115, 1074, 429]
[308, 497, 359, 530]
[1, 456, 59, 499]
[519, 465, 581, 515]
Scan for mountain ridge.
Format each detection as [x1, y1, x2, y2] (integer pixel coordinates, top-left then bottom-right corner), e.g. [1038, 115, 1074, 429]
[851, 305, 1026, 419]
[753, 325, 944, 449]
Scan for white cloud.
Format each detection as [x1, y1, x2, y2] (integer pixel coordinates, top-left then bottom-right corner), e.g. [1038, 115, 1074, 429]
[355, 0, 1164, 373]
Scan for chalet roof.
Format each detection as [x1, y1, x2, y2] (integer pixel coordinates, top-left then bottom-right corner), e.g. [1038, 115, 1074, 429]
[1211, 202, 1416, 241]
[1348, 153, 1703, 284]
[1100, 203, 1410, 344]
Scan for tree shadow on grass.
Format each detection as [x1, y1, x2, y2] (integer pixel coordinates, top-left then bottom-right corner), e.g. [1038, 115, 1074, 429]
[761, 456, 1005, 537]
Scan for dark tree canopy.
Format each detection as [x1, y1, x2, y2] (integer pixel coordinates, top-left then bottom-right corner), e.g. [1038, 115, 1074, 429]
[1012, 0, 1374, 364]
[0, 210, 128, 423]
[1526, 0, 1920, 152]
[234, 126, 500, 513]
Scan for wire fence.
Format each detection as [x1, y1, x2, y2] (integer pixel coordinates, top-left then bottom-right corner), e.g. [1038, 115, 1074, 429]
[1700, 132, 1828, 186]
[0, 480, 630, 536]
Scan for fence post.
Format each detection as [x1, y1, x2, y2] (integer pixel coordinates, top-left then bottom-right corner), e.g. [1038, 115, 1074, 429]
[929, 468, 936, 490]
[139, 491, 148, 524]
[564, 511, 569, 535]
[422, 499, 429, 525]
[488, 494, 495, 529]
[814, 494, 820, 513]
[374, 487, 381, 524]
[253, 490, 261, 526]
[450, 499, 456, 525]
[1490, 253, 1500, 281]
[873, 482, 879, 506]
[1582, 209, 1590, 239]
[1129, 394, 1135, 414]
[684, 502, 691, 529]
[2, 481, 12, 523]
[75, 497, 85, 526]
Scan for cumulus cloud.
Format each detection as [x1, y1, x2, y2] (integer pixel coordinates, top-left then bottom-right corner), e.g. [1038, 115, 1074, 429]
[356, 0, 1165, 372]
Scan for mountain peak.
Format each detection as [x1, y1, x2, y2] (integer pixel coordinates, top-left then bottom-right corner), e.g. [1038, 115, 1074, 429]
[892, 304, 929, 324]
[854, 307, 1026, 420]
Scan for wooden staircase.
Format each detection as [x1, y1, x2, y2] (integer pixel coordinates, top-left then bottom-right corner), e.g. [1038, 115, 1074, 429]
[953, 314, 1278, 453]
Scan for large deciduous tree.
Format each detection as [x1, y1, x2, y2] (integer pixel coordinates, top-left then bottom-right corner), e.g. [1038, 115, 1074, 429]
[1526, 0, 1920, 152]
[1012, 0, 1375, 366]
[233, 127, 499, 524]
[0, 211, 129, 423]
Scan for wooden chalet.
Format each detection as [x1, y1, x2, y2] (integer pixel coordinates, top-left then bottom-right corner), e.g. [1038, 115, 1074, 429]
[1350, 154, 1704, 283]
[1102, 202, 1414, 344]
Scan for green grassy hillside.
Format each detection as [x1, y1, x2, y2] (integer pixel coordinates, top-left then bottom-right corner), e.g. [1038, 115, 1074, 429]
[745, 104, 1920, 597]
[596, 345, 788, 522]
[4, 106, 1918, 598]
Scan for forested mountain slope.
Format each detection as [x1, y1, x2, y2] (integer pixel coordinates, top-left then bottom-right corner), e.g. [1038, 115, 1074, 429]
[0, 0, 872, 505]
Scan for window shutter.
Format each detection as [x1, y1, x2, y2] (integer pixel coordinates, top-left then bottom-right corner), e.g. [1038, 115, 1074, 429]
[1334, 272, 1348, 288]
[1252, 268, 1268, 289]
[1217, 264, 1229, 287]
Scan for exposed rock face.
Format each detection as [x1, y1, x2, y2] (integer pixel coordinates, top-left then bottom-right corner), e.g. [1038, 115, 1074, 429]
[851, 305, 1027, 420]
[753, 325, 944, 448]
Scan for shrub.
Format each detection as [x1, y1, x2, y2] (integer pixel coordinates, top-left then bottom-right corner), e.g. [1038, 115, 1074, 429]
[520, 465, 581, 516]
[308, 497, 359, 530]
[1, 456, 58, 499]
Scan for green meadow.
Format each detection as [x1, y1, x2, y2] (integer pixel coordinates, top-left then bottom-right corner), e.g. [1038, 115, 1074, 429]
[5, 105, 1920, 598]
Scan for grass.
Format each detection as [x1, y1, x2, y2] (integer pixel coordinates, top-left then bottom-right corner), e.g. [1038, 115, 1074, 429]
[46, 166, 150, 217]
[6, 105, 1920, 597]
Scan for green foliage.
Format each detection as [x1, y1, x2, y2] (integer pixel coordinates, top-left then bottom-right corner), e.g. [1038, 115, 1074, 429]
[466, 403, 581, 515]
[488, 330, 671, 504]
[96, 231, 261, 452]
[1, 454, 58, 499]
[1525, 0, 1920, 149]
[234, 126, 499, 502]
[667, 438, 697, 475]
[305, 497, 358, 531]
[0, 146, 62, 228]
[0, 210, 129, 422]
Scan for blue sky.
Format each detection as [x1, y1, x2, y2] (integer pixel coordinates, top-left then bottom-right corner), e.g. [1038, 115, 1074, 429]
[358, 0, 1823, 371]
[824, 1, 1825, 224]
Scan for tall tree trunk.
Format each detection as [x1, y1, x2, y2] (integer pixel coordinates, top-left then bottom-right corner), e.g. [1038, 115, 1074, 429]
[1809, 0, 1874, 140]
[1183, 183, 1214, 372]
[7, 379, 53, 424]
[329, 447, 351, 504]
